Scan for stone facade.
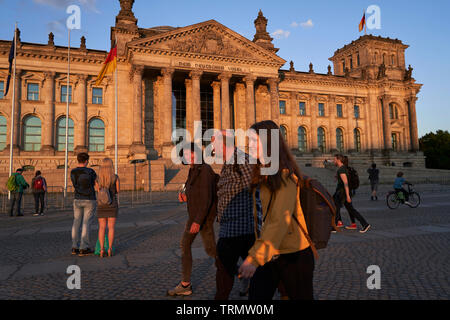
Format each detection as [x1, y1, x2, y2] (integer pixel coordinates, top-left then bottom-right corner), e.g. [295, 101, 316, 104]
[0, 0, 423, 182]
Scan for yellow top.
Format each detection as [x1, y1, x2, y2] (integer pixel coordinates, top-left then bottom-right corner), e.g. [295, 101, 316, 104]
[247, 170, 311, 267]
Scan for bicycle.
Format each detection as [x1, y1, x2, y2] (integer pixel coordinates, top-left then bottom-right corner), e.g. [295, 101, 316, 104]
[386, 184, 421, 209]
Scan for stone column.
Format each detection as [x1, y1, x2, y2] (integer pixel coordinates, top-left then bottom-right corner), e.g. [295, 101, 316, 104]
[211, 81, 221, 130]
[328, 95, 337, 152]
[185, 79, 193, 137]
[190, 71, 202, 137]
[408, 96, 419, 151]
[219, 72, 232, 129]
[130, 65, 146, 156]
[74, 74, 88, 153]
[161, 67, 174, 158]
[41, 71, 56, 153]
[10, 69, 22, 152]
[267, 77, 279, 124]
[381, 96, 393, 150]
[346, 97, 354, 152]
[244, 75, 256, 129]
[289, 92, 297, 150]
[310, 95, 318, 152]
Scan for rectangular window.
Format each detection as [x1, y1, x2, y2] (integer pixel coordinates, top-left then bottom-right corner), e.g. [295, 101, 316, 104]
[318, 103, 325, 117]
[342, 60, 346, 73]
[27, 83, 39, 101]
[354, 105, 360, 119]
[92, 88, 103, 104]
[61, 85, 72, 103]
[279, 101, 286, 115]
[336, 104, 343, 118]
[299, 102, 306, 116]
[349, 56, 353, 69]
[0, 81, 4, 99]
[357, 53, 360, 66]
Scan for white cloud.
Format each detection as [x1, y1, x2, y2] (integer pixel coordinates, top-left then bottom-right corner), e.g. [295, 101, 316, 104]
[300, 19, 314, 28]
[290, 21, 299, 28]
[271, 29, 291, 39]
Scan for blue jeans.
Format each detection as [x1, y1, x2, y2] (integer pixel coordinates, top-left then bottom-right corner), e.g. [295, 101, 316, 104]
[72, 200, 97, 250]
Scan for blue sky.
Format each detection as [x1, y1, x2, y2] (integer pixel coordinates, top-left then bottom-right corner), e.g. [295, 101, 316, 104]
[0, 0, 449, 137]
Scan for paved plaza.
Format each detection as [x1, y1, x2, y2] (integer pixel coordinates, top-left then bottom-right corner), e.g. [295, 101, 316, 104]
[0, 187, 449, 300]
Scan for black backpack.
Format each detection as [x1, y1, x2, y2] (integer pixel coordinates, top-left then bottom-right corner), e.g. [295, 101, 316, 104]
[347, 167, 360, 191]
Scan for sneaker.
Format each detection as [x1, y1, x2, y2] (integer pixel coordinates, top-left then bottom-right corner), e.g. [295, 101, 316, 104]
[360, 225, 371, 234]
[404, 201, 412, 206]
[167, 282, 193, 296]
[71, 248, 79, 255]
[33, 213, 40, 217]
[336, 221, 344, 228]
[78, 248, 94, 256]
[345, 223, 357, 230]
[40, 213, 45, 216]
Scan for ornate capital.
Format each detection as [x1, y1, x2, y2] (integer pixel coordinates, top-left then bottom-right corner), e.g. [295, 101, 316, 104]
[184, 78, 192, 88]
[267, 77, 279, 88]
[130, 65, 144, 82]
[76, 74, 88, 83]
[43, 71, 56, 81]
[211, 81, 221, 90]
[161, 67, 174, 78]
[243, 75, 257, 84]
[218, 72, 232, 81]
[189, 70, 203, 80]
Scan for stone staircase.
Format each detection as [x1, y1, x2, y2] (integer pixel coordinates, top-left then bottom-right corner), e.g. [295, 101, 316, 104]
[162, 159, 450, 192]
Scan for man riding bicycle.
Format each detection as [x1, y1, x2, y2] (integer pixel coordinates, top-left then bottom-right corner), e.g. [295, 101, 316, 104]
[394, 172, 412, 206]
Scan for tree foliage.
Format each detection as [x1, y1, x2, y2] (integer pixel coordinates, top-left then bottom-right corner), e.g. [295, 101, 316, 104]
[419, 130, 450, 170]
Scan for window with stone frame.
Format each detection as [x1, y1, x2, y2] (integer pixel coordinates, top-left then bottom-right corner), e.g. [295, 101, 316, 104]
[389, 104, 399, 120]
[27, 83, 39, 101]
[92, 88, 103, 105]
[280, 125, 288, 142]
[391, 133, 399, 151]
[298, 126, 307, 152]
[354, 128, 361, 152]
[56, 117, 74, 152]
[318, 103, 325, 117]
[336, 104, 343, 118]
[61, 85, 72, 103]
[23, 116, 41, 151]
[336, 128, 344, 152]
[0, 81, 4, 99]
[317, 127, 326, 153]
[0, 115, 6, 150]
[299, 102, 306, 116]
[279, 100, 286, 115]
[354, 105, 360, 119]
[88, 118, 105, 152]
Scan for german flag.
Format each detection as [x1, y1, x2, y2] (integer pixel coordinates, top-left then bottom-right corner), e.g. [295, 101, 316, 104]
[95, 44, 117, 86]
[359, 12, 366, 32]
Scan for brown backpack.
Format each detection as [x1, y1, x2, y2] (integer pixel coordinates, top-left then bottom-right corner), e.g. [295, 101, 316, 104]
[294, 175, 338, 259]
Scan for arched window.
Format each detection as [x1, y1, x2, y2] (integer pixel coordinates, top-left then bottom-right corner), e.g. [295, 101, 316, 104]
[56, 117, 74, 152]
[23, 116, 41, 151]
[392, 133, 399, 151]
[88, 118, 105, 152]
[298, 127, 307, 152]
[317, 127, 326, 153]
[354, 128, 361, 152]
[280, 125, 288, 142]
[336, 128, 344, 152]
[389, 103, 399, 119]
[0, 115, 6, 150]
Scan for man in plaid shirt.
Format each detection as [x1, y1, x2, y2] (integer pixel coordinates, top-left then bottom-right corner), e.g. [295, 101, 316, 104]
[213, 131, 255, 300]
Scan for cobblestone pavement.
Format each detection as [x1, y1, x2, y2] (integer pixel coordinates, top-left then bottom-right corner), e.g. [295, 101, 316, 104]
[0, 189, 449, 300]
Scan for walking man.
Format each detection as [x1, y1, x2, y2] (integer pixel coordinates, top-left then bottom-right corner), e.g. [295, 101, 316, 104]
[70, 153, 97, 256]
[333, 154, 371, 233]
[8, 168, 29, 217]
[213, 130, 255, 300]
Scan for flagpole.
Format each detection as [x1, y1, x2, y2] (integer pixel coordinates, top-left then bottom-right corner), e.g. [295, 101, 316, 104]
[8, 22, 17, 201]
[64, 28, 71, 198]
[114, 36, 118, 175]
[364, 9, 367, 35]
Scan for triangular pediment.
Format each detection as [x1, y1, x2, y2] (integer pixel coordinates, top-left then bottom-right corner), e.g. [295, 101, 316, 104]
[127, 20, 286, 66]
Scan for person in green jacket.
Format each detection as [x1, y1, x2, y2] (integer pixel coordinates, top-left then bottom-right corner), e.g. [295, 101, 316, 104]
[9, 168, 30, 217]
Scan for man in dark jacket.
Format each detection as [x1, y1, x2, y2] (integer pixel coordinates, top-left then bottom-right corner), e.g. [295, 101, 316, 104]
[168, 143, 217, 296]
[9, 168, 29, 217]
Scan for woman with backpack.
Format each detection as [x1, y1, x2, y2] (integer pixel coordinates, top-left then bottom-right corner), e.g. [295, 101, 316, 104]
[238, 120, 315, 300]
[31, 171, 47, 216]
[95, 158, 120, 258]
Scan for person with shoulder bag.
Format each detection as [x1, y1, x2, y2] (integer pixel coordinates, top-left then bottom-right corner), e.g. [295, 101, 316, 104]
[31, 171, 47, 216]
[95, 158, 120, 258]
[239, 120, 315, 300]
[168, 142, 218, 296]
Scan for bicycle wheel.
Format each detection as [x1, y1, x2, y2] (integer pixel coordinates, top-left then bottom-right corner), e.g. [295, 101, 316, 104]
[387, 192, 400, 209]
[407, 192, 421, 208]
